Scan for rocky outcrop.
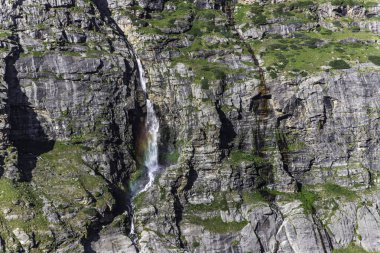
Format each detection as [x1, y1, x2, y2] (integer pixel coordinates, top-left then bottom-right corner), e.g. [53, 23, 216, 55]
[0, 0, 140, 252]
[0, 0, 379, 252]
[109, 0, 380, 252]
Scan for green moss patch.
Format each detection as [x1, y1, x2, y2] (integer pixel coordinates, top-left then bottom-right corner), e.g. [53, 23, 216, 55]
[0, 30, 11, 38]
[322, 183, 357, 201]
[187, 195, 228, 213]
[242, 191, 268, 205]
[235, 0, 317, 27]
[32, 141, 114, 232]
[186, 215, 248, 233]
[251, 27, 379, 76]
[133, 191, 147, 210]
[332, 242, 377, 253]
[330, 0, 375, 6]
[296, 188, 318, 214]
[0, 178, 51, 244]
[260, 187, 317, 214]
[235, 3, 268, 25]
[228, 150, 266, 166]
[149, 2, 193, 29]
[164, 150, 180, 163]
[172, 57, 236, 84]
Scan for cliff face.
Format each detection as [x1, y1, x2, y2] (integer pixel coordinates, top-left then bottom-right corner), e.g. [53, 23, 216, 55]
[0, 0, 139, 252]
[111, 0, 380, 252]
[0, 0, 380, 252]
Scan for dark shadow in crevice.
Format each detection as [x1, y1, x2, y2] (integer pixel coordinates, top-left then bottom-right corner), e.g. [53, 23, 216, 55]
[5, 46, 54, 182]
[183, 166, 198, 192]
[171, 181, 185, 249]
[215, 101, 237, 150]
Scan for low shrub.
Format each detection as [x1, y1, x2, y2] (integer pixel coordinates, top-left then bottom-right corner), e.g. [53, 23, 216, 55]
[369, 55, 380, 66]
[329, 59, 350, 69]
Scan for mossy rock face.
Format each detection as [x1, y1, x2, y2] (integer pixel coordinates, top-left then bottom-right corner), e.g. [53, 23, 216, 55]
[33, 141, 115, 212]
[0, 141, 119, 249]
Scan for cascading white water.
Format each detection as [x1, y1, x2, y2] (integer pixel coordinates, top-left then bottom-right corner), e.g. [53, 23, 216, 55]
[136, 58, 160, 193]
[137, 59, 147, 92]
[130, 58, 160, 236]
[140, 99, 160, 192]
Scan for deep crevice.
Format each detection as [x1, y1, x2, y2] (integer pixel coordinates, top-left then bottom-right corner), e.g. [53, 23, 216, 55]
[170, 179, 185, 249]
[215, 100, 237, 150]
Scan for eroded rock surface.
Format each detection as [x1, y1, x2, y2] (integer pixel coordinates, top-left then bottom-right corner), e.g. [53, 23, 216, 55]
[0, 0, 379, 252]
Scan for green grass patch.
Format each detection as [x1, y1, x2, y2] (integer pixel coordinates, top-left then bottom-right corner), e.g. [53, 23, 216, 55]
[234, 0, 317, 27]
[259, 187, 317, 214]
[234, 3, 267, 25]
[242, 191, 268, 205]
[172, 57, 233, 84]
[188, 9, 230, 37]
[135, 3, 231, 38]
[296, 188, 317, 214]
[0, 178, 50, 233]
[63, 51, 82, 57]
[323, 183, 357, 201]
[20, 51, 46, 58]
[192, 241, 200, 248]
[39, 141, 84, 162]
[34, 141, 113, 221]
[331, 0, 365, 6]
[332, 242, 377, 253]
[164, 150, 180, 163]
[0, 30, 11, 38]
[149, 3, 193, 29]
[133, 191, 147, 210]
[254, 28, 379, 75]
[287, 141, 306, 151]
[0, 179, 36, 206]
[82, 207, 98, 217]
[186, 215, 248, 233]
[228, 150, 266, 166]
[273, 1, 317, 24]
[129, 168, 144, 185]
[201, 78, 209, 89]
[187, 195, 228, 212]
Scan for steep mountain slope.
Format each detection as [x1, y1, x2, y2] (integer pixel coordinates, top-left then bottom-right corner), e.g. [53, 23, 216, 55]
[0, 0, 139, 252]
[0, 0, 379, 252]
[110, 0, 380, 252]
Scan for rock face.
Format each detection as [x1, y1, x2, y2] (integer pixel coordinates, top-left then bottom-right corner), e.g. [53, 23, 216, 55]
[0, 0, 380, 252]
[0, 0, 140, 252]
[110, 0, 380, 252]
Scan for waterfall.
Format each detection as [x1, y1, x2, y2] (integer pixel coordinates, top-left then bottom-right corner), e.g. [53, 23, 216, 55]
[130, 58, 160, 236]
[136, 58, 160, 193]
[137, 59, 147, 93]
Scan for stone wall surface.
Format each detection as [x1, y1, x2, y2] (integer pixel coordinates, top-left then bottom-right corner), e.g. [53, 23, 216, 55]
[0, 0, 379, 252]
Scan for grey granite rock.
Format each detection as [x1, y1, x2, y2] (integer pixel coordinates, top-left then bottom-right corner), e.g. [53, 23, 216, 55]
[0, 0, 380, 252]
